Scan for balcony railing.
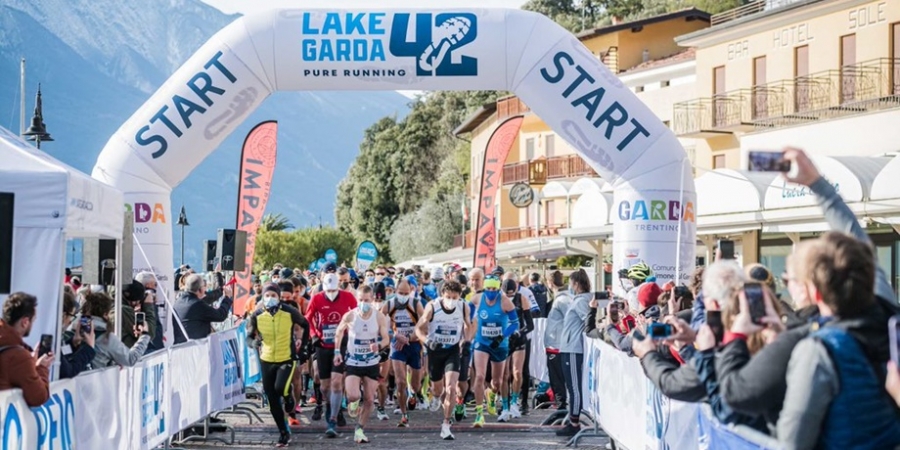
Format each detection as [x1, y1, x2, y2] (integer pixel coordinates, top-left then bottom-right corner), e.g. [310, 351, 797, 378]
[503, 155, 598, 185]
[710, 0, 822, 27]
[453, 225, 564, 249]
[674, 58, 900, 135]
[497, 96, 530, 120]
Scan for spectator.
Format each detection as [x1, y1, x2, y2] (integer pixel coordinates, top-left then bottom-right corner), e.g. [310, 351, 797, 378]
[135, 271, 165, 351]
[529, 273, 549, 318]
[0, 292, 53, 406]
[777, 232, 900, 449]
[59, 289, 95, 379]
[82, 291, 149, 368]
[555, 269, 592, 437]
[745, 263, 799, 327]
[543, 270, 570, 411]
[120, 280, 158, 350]
[632, 315, 706, 402]
[604, 282, 660, 356]
[173, 273, 234, 344]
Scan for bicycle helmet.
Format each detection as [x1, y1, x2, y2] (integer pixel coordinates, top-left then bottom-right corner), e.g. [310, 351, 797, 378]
[627, 262, 652, 282]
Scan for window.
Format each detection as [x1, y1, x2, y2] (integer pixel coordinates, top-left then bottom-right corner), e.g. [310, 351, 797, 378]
[891, 23, 899, 95]
[794, 45, 810, 112]
[661, 80, 670, 87]
[713, 66, 726, 126]
[841, 34, 857, 103]
[545, 134, 556, 157]
[752, 56, 767, 119]
[545, 200, 556, 226]
[635, 85, 645, 93]
[526, 138, 535, 160]
[713, 154, 726, 169]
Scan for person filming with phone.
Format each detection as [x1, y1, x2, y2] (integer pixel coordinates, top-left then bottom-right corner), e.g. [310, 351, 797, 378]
[0, 292, 53, 406]
[59, 289, 96, 379]
[119, 280, 158, 351]
[173, 273, 234, 344]
[81, 291, 150, 368]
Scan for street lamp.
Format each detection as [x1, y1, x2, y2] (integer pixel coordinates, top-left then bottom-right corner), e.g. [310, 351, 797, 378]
[176, 206, 190, 266]
[23, 84, 53, 149]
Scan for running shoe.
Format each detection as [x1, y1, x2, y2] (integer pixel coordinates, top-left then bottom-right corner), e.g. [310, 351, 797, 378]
[294, 404, 303, 414]
[325, 420, 337, 438]
[429, 396, 441, 412]
[386, 397, 395, 407]
[288, 415, 301, 427]
[510, 403, 521, 419]
[416, 394, 428, 411]
[454, 403, 465, 422]
[348, 400, 360, 418]
[486, 390, 497, 415]
[555, 423, 581, 437]
[440, 422, 455, 440]
[376, 407, 389, 421]
[472, 412, 485, 428]
[311, 404, 323, 421]
[300, 395, 309, 407]
[393, 407, 402, 415]
[337, 411, 347, 427]
[498, 410, 511, 423]
[276, 431, 290, 447]
[354, 427, 369, 444]
[398, 414, 409, 427]
[407, 396, 417, 411]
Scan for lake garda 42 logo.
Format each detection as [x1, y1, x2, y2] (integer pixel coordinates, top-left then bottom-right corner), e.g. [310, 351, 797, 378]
[301, 12, 478, 77]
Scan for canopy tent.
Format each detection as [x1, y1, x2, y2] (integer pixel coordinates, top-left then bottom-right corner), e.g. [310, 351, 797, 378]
[0, 125, 124, 347]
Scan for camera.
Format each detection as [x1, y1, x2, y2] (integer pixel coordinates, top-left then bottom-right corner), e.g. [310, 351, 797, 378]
[647, 322, 673, 340]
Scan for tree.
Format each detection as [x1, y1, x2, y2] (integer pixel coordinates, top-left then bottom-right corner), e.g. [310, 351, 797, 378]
[259, 213, 294, 232]
[254, 226, 357, 272]
[389, 192, 465, 263]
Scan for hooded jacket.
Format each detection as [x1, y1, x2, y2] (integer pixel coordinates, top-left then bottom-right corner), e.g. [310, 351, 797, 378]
[0, 320, 49, 407]
[90, 316, 150, 368]
[543, 290, 572, 350]
[557, 292, 592, 354]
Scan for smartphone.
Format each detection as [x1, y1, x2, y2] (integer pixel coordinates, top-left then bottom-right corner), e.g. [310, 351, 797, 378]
[594, 291, 609, 301]
[608, 302, 619, 324]
[706, 310, 724, 344]
[744, 283, 768, 325]
[718, 239, 735, 260]
[80, 316, 92, 335]
[38, 334, 53, 357]
[747, 150, 791, 172]
[135, 312, 146, 327]
[889, 315, 900, 367]
[647, 322, 673, 340]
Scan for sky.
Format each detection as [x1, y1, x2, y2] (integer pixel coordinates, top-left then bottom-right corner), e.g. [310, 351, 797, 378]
[201, 0, 529, 97]
[202, 0, 528, 15]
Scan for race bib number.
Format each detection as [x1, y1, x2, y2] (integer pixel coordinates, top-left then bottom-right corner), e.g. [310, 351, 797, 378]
[435, 329, 458, 344]
[323, 324, 337, 344]
[481, 324, 501, 338]
[397, 324, 414, 336]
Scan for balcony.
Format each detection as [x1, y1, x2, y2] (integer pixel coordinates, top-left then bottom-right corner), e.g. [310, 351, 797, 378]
[497, 96, 530, 120]
[710, 0, 822, 27]
[502, 155, 598, 185]
[674, 59, 900, 136]
[453, 225, 564, 249]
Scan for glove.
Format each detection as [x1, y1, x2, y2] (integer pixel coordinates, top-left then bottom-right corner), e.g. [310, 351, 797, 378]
[424, 339, 439, 351]
[379, 346, 390, 362]
[297, 346, 310, 364]
[490, 335, 503, 349]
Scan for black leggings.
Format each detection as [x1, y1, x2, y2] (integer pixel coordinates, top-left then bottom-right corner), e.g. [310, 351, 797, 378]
[561, 352, 584, 422]
[547, 352, 567, 406]
[520, 340, 531, 408]
[261, 360, 296, 433]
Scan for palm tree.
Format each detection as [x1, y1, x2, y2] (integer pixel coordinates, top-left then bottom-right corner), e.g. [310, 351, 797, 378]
[260, 213, 294, 232]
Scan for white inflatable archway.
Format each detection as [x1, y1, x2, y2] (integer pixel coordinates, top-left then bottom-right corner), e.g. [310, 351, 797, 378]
[91, 9, 696, 295]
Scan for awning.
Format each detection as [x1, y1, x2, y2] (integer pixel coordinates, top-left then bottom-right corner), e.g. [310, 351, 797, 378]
[569, 177, 612, 196]
[560, 225, 614, 240]
[764, 156, 890, 210]
[871, 155, 900, 201]
[695, 169, 775, 216]
[496, 237, 597, 261]
[572, 190, 614, 228]
[540, 181, 573, 200]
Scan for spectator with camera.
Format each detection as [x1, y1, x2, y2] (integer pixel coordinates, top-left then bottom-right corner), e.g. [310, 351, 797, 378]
[173, 273, 234, 344]
[135, 271, 165, 352]
[0, 292, 53, 406]
[59, 289, 95, 379]
[82, 291, 150, 368]
[119, 280, 158, 350]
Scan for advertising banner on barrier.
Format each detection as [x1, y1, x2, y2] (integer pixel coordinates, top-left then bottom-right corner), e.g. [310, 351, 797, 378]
[76, 367, 123, 449]
[170, 341, 211, 432]
[209, 328, 246, 411]
[136, 350, 169, 450]
[0, 380, 76, 450]
[529, 318, 549, 383]
[234, 120, 279, 316]
[237, 321, 262, 386]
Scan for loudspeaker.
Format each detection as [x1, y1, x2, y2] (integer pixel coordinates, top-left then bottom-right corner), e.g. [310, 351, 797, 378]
[82, 212, 132, 287]
[216, 229, 246, 272]
[0, 193, 13, 294]
[202, 240, 217, 272]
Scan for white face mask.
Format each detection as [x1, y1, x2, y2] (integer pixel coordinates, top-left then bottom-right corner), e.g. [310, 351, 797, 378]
[395, 294, 410, 304]
[326, 290, 339, 301]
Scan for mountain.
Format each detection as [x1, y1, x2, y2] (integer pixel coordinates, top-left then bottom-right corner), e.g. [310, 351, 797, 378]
[0, 0, 409, 269]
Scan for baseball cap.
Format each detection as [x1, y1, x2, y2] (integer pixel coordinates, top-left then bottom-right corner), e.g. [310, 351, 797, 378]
[382, 277, 395, 289]
[432, 267, 445, 280]
[405, 275, 418, 288]
[492, 266, 505, 276]
[323, 261, 338, 273]
[322, 273, 340, 291]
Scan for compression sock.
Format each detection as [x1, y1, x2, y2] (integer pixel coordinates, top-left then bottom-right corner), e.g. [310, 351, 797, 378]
[511, 393, 519, 406]
[329, 391, 343, 421]
[502, 396, 510, 411]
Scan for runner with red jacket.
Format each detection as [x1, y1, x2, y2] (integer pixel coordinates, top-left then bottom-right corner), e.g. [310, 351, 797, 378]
[305, 273, 357, 437]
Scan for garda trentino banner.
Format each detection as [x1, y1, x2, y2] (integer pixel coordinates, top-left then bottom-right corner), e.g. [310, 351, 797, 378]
[234, 120, 278, 315]
[473, 116, 523, 272]
[92, 8, 696, 322]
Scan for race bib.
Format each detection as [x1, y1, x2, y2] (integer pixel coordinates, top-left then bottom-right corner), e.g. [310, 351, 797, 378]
[481, 324, 501, 338]
[323, 324, 337, 343]
[435, 329, 458, 344]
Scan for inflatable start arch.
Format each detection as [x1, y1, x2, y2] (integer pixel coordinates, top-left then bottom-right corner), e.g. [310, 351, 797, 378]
[91, 9, 696, 294]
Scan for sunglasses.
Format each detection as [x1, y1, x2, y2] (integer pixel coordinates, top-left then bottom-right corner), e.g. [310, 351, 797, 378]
[376, 272, 387, 276]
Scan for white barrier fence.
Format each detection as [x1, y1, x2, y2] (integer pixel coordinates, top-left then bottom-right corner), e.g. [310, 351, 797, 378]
[0, 322, 262, 450]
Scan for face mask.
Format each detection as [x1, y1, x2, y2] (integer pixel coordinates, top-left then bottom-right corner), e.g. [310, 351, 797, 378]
[340, 282, 350, 290]
[326, 290, 338, 301]
[483, 290, 500, 302]
[263, 296, 279, 309]
[387, 294, 396, 301]
[360, 302, 372, 313]
[366, 276, 375, 284]
[396, 294, 409, 304]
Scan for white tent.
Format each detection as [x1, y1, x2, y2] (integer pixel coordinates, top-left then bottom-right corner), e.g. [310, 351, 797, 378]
[0, 125, 123, 347]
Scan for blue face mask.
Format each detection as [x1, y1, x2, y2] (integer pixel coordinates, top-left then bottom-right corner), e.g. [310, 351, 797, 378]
[263, 296, 279, 309]
[483, 290, 500, 302]
[366, 276, 375, 284]
[387, 294, 396, 302]
[360, 302, 372, 313]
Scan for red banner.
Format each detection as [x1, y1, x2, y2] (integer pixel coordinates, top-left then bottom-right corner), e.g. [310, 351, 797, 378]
[473, 116, 523, 272]
[234, 120, 278, 315]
